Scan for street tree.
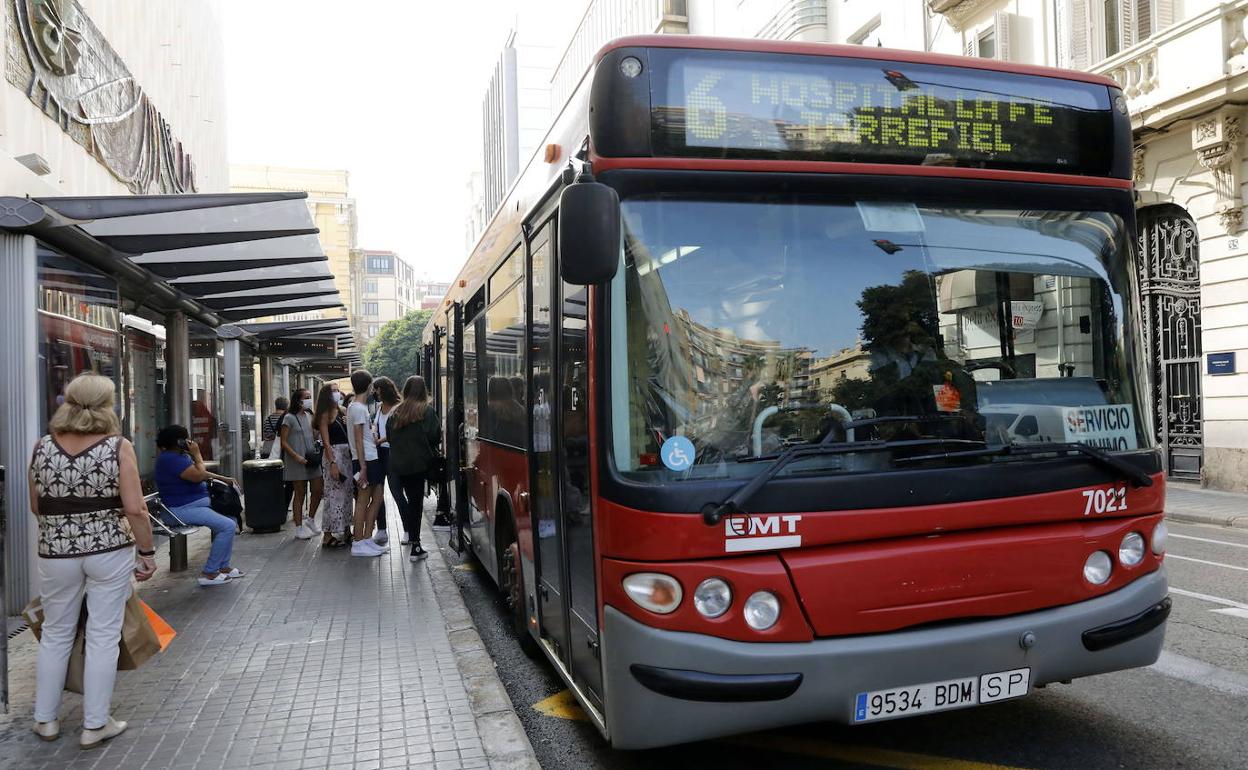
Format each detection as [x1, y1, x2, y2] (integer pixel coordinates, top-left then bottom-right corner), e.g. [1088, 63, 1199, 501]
[363, 308, 434, 384]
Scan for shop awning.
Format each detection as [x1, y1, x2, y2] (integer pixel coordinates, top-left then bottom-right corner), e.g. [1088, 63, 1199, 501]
[0, 192, 352, 337]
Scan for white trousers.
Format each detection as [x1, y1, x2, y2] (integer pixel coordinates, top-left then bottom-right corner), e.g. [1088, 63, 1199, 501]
[34, 547, 134, 728]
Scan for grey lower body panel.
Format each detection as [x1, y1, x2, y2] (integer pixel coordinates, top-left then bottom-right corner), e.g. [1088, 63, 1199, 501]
[601, 568, 1168, 749]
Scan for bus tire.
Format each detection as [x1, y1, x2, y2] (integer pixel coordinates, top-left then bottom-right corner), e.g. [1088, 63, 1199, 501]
[502, 537, 540, 658]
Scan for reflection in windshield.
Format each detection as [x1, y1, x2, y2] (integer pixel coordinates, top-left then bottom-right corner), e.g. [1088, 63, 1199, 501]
[610, 197, 1149, 480]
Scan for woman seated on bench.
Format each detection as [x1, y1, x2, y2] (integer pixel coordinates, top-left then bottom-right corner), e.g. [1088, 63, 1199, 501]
[154, 426, 244, 587]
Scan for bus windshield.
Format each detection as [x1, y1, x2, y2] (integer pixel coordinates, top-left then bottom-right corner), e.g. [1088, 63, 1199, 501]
[610, 195, 1150, 482]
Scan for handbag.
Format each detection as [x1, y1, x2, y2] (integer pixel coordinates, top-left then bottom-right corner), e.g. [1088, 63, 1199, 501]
[208, 479, 244, 531]
[426, 455, 447, 483]
[303, 441, 323, 469]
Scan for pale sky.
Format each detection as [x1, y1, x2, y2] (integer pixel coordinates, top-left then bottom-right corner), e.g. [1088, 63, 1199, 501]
[222, 0, 584, 281]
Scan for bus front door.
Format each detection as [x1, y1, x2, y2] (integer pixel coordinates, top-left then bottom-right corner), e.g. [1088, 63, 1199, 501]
[559, 283, 603, 711]
[529, 227, 568, 662]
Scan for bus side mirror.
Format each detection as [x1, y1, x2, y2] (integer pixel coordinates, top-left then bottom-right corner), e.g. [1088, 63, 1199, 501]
[558, 177, 620, 285]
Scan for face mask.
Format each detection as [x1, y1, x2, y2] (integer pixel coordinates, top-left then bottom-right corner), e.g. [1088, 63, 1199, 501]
[332, 392, 343, 405]
[302, 399, 314, 411]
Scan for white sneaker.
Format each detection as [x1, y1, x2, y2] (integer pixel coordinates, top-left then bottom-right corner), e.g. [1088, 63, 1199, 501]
[364, 537, 389, 554]
[80, 716, 126, 749]
[294, 524, 313, 540]
[351, 541, 383, 557]
[305, 515, 322, 534]
[32, 719, 59, 741]
[198, 573, 231, 587]
[373, 528, 389, 546]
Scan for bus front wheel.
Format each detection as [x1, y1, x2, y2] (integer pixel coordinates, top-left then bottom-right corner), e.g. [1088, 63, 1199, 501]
[502, 539, 540, 658]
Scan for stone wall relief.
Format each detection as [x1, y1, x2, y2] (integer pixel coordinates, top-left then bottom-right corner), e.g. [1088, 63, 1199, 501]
[5, 0, 196, 194]
[1191, 109, 1243, 233]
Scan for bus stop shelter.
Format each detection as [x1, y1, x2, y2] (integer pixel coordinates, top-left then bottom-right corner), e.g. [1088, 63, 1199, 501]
[0, 192, 358, 711]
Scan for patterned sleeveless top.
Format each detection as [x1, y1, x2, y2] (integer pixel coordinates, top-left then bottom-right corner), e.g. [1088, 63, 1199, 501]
[30, 434, 134, 558]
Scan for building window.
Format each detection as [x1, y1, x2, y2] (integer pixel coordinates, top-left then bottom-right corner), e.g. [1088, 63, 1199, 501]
[364, 302, 379, 316]
[1104, 0, 1121, 58]
[366, 324, 379, 337]
[1065, 0, 1176, 68]
[977, 28, 996, 59]
[366, 256, 392, 273]
[365, 280, 377, 294]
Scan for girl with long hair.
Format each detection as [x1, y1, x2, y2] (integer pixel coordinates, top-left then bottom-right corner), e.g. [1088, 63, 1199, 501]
[387, 375, 442, 560]
[371, 376, 401, 546]
[280, 387, 323, 539]
[314, 382, 352, 547]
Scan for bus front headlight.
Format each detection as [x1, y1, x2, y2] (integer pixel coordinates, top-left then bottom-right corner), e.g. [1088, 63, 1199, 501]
[1152, 521, 1168, 555]
[693, 578, 732, 618]
[743, 591, 780, 631]
[1083, 551, 1113, 585]
[622, 573, 682, 614]
[1119, 532, 1145, 567]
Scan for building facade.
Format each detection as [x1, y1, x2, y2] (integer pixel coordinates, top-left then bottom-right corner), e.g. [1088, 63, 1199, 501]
[518, 0, 1248, 491]
[230, 165, 359, 327]
[350, 248, 451, 346]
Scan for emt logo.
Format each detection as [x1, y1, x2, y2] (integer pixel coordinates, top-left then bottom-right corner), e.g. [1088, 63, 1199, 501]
[724, 515, 802, 553]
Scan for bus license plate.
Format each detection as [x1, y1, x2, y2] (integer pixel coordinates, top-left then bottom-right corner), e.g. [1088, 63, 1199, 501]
[853, 668, 1030, 722]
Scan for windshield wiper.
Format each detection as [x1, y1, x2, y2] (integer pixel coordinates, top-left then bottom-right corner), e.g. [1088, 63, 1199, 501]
[700, 436, 985, 526]
[894, 441, 1154, 488]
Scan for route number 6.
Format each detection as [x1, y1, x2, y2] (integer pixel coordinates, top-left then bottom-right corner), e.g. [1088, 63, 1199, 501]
[1082, 486, 1128, 516]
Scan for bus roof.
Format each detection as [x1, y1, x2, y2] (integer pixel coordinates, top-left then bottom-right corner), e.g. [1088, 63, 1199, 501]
[595, 35, 1121, 89]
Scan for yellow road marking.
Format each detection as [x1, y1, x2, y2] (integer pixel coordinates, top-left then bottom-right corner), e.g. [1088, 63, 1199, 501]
[724, 733, 1029, 770]
[532, 689, 588, 721]
[452, 562, 477, 571]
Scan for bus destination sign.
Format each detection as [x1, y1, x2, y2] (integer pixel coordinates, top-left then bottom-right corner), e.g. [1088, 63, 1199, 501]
[648, 49, 1117, 175]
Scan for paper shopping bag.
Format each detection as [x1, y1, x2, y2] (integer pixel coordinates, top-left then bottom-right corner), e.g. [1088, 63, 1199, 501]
[21, 597, 44, 638]
[64, 631, 87, 694]
[140, 600, 176, 651]
[116, 591, 161, 670]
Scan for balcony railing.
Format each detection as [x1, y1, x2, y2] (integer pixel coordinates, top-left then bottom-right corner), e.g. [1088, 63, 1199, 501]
[1092, 1, 1248, 126]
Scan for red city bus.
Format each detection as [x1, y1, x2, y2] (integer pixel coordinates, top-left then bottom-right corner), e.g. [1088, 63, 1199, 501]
[424, 35, 1170, 749]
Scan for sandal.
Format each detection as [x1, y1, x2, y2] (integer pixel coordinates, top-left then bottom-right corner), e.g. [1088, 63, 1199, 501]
[322, 534, 346, 549]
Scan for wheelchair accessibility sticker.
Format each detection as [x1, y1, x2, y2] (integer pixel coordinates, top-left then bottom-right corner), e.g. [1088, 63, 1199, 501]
[660, 435, 695, 472]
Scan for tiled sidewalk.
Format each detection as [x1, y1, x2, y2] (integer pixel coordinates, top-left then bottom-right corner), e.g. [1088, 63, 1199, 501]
[0, 496, 536, 770]
[1166, 482, 1248, 527]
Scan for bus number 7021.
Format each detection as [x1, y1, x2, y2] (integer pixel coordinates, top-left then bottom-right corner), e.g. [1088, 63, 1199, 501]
[1083, 486, 1129, 516]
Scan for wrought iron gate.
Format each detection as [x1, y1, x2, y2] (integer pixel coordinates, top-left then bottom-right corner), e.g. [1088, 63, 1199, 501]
[1136, 208, 1203, 479]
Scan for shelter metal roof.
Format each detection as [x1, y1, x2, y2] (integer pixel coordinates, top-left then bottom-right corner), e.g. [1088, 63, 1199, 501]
[0, 191, 355, 361]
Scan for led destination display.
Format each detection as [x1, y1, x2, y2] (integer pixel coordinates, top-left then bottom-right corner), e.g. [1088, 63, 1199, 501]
[647, 49, 1117, 174]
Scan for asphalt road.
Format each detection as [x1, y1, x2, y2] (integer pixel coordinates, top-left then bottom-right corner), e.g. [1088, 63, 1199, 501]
[435, 520, 1248, 770]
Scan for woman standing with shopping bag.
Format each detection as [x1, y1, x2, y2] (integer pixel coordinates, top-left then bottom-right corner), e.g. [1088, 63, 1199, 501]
[28, 373, 157, 748]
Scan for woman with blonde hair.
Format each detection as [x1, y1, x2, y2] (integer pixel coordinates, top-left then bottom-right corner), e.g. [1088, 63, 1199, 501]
[386, 376, 441, 561]
[29, 373, 156, 748]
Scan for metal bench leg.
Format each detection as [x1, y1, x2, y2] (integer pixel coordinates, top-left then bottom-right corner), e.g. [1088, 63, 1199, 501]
[169, 533, 189, 572]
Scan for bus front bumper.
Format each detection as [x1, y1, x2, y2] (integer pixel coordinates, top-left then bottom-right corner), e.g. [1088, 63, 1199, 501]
[601, 568, 1168, 750]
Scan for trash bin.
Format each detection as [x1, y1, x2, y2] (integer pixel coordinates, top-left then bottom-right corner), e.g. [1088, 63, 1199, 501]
[242, 459, 286, 533]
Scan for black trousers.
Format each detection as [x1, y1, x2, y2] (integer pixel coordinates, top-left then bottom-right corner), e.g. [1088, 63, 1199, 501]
[376, 446, 389, 531]
[394, 472, 427, 545]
